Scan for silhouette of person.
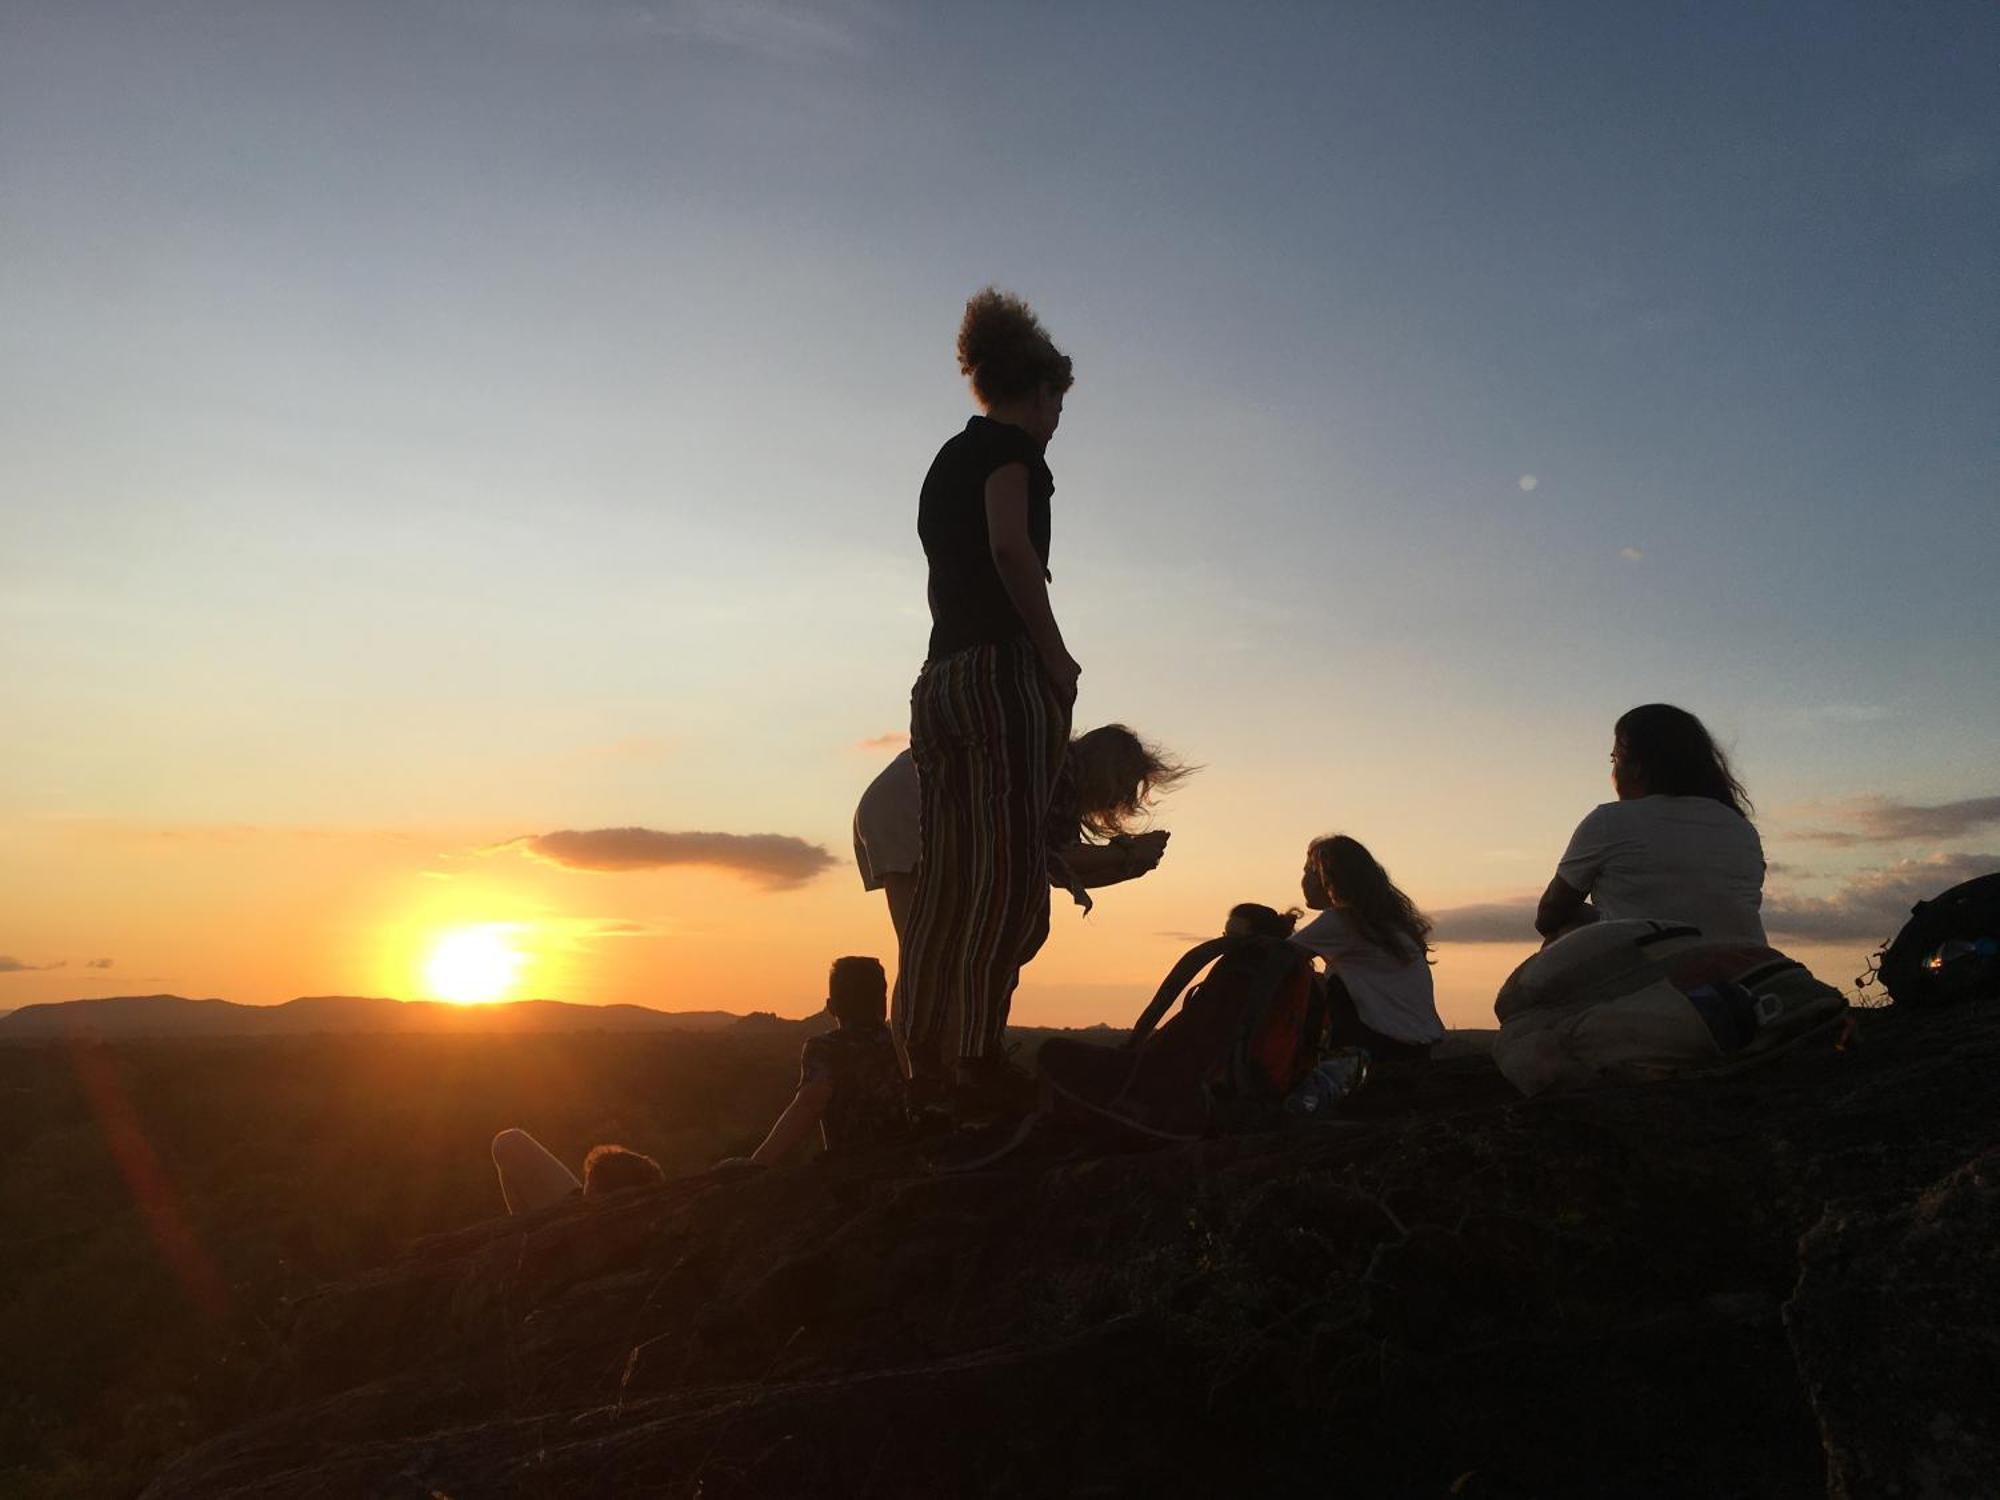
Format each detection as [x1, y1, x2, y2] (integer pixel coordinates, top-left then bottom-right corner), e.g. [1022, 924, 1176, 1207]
[725, 956, 909, 1166]
[490, 1131, 664, 1214]
[1535, 704, 1765, 944]
[1291, 835, 1444, 1060]
[894, 288, 1080, 1121]
[854, 723, 1188, 942]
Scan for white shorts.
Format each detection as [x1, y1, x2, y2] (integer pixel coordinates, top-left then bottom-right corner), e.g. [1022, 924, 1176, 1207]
[852, 749, 920, 891]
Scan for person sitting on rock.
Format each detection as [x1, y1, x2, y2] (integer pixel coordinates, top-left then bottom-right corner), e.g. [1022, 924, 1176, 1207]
[1226, 902, 1302, 939]
[490, 1131, 665, 1215]
[1290, 834, 1445, 1062]
[1535, 702, 1766, 945]
[728, 956, 911, 1167]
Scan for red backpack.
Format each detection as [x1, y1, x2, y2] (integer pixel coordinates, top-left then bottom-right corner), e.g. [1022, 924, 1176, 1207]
[1039, 936, 1325, 1139]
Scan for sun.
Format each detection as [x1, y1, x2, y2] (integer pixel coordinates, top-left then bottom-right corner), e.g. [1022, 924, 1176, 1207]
[424, 925, 526, 1005]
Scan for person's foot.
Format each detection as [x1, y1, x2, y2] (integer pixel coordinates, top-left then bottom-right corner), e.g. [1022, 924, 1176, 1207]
[905, 1069, 954, 1137]
[951, 1053, 1038, 1125]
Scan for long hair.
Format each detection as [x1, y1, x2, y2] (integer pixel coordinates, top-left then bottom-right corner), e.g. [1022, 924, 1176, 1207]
[1613, 704, 1751, 817]
[957, 287, 1074, 405]
[1309, 834, 1433, 964]
[1068, 724, 1195, 839]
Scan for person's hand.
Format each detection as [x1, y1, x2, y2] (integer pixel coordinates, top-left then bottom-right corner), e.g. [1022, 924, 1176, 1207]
[1044, 649, 1081, 707]
[1121, 829, 1169, 875]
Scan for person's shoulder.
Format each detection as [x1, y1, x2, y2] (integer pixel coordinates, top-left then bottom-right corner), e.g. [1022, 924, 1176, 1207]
[1290, 908, 1351, 945]
[968, 415, 1040, 466]
[1574, 800, 1627, 830]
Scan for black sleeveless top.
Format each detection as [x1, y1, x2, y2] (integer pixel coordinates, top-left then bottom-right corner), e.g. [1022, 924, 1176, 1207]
[918, 416, 1054, 662]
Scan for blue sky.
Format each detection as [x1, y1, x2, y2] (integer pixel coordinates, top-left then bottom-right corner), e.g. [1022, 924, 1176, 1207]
[2, 2, 1995, 1021]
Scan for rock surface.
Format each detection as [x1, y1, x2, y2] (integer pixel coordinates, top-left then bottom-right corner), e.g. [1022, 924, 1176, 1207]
[143, 1005, 1998, 1499]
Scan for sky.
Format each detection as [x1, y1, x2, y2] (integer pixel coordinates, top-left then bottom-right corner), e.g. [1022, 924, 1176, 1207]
[3, 1, 1996, 1028]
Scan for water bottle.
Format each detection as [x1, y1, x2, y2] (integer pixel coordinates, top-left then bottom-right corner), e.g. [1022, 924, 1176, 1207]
[1284, 1049, 1369, 1118]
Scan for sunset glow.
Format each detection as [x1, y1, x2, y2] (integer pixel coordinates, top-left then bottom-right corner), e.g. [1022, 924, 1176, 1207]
[423, 927, 526, 1006]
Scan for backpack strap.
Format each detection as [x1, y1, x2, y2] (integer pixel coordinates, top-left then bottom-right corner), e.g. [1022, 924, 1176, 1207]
[1127, 937, 1235, 1045]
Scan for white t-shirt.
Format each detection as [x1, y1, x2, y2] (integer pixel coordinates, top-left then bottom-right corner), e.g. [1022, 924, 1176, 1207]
[1289, 909, 1445, 1045]
[1555, 796, 1767, 944]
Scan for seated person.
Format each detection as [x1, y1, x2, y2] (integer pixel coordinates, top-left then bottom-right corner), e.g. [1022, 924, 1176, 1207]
[1226, 902, 1301, 939]
[1536, 703, 1766, 944]
[1290, 834, 1445, 1061]
[853, 723, 1190, 940]
[490, 1131, 665, 1215]
[732, 956, 911, 1167]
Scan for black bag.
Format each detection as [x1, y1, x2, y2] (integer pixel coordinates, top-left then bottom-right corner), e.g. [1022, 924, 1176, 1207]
[1876, 871, 2000, 1009]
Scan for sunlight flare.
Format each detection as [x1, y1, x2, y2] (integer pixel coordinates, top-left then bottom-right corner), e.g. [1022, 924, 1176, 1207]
[424, 925, 526, 1004]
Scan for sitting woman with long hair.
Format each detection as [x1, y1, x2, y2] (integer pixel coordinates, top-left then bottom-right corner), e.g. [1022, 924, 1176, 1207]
[1536, 703, 1765, 944]
[1291, 834, 1444, 1061]
[853, 722, 1191, 941]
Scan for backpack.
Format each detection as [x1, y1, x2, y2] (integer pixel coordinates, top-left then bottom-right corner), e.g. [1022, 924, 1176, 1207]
[1038, 935, 1324, 1139]
[1876, 871, 2000, 1009]
[1492, 919, 1849, 1095]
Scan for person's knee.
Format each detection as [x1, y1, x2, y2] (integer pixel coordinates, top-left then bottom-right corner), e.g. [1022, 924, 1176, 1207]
[491, 1127, 533, 1164]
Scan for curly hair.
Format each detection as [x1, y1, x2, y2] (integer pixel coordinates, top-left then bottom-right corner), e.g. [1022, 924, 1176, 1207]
[957, 287, 1074, 406]
[581, 1143, 665, 1198]
[1068, 724, 1196, 840]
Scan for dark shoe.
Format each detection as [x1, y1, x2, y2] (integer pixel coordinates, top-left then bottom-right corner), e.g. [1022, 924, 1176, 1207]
[905, 1069, 954, 1139]
[951, 1053, 1039, 1125]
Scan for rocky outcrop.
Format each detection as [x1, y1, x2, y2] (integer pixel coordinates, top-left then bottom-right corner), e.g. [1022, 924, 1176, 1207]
[144, 1005, 1998, 1498]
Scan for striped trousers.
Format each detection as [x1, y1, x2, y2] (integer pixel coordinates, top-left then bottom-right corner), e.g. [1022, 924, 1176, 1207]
[895, 638, 1069, 1070]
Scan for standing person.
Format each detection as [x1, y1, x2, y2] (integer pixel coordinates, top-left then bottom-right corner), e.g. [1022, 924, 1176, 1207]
[898, 288, 1078, 1118]
[1291, 835, 1445, 1060]
[1535, 703, 1766, 944]
[853, 722, 1188, 941]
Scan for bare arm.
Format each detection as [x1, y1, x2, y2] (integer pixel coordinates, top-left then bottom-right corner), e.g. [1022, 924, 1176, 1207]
[1056, 831, 1169, 889]
[748, 1078, 835, 1166]
[985, 464, 1079, 701]
[1534, 874, 1593, 940]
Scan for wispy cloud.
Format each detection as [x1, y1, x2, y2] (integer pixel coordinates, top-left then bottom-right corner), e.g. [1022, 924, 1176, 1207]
[86, 958, 114, 969]
[1765, 853, 2000, 942]
[1429, 898, 1540, 944]
[1618, 545, 1644, 561]
[0, 956, 64, 974]
[855, 731, 909, 753]
[493, 827, 836, 889]
[1793, 795, 2000, 847]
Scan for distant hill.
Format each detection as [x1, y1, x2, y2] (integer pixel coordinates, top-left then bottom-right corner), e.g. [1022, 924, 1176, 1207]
[0, 993, 744, 1039]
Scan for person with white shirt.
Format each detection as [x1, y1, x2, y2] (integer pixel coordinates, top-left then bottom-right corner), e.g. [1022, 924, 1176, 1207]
[1290, 834, 1445, 1059]
[1536, 703, 1767, 945]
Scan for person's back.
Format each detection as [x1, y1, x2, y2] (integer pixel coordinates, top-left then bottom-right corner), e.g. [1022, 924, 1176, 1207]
[1558, 795, 1767, 943]
[739, 956, 911, 1167]
[1288, 835, 1445, 1054]
[917, 416, 1053, 662]
[800, 1020, 909, 1153]
[1290, 906, 1444, 1045]
[1541, 704, 1767, 946]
